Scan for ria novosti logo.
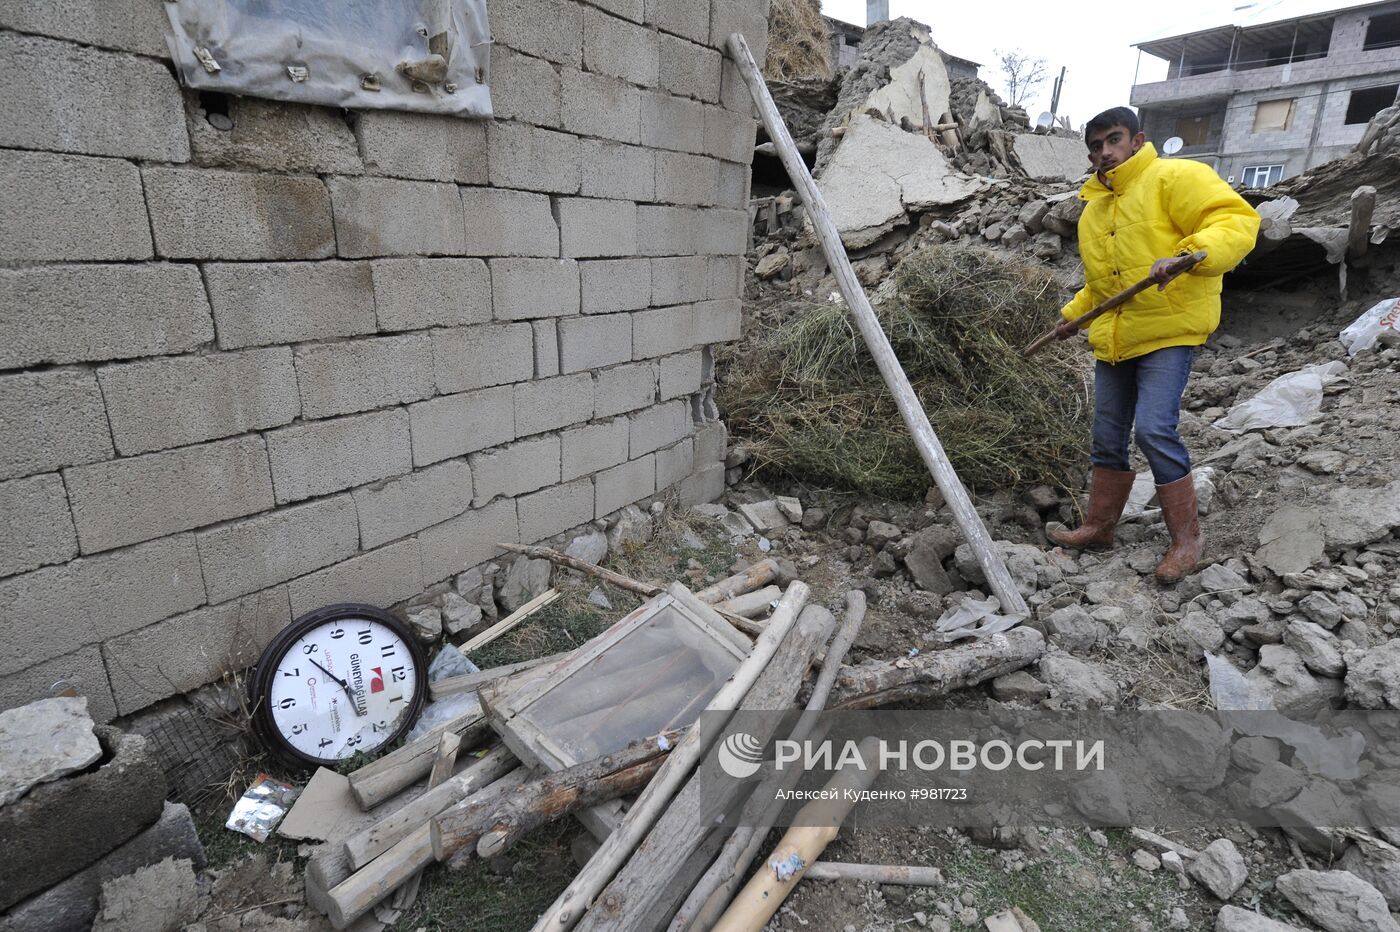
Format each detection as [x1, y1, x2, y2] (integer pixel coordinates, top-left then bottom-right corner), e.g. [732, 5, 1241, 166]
[717, 732, 765, 778]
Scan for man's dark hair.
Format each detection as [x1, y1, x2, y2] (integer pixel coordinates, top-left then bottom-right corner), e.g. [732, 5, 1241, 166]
[1085, 107, 1141, 143]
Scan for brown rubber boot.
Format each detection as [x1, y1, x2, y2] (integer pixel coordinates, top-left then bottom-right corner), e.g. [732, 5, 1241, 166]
[1155, 474, 1204, 584]
[1047, 467, 1137, 551]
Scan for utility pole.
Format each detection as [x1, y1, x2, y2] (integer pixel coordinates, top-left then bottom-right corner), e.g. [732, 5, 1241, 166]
[1049, 66, 1066, 118]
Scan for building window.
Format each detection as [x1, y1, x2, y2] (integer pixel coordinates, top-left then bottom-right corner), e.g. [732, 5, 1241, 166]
[1240, 164, 1284, 187]
[1252, 99, 1296, 132]
[1174, 115, 1212, 145]
[1345, 84, 1400, 125]
[1364, 12, 1400, 51]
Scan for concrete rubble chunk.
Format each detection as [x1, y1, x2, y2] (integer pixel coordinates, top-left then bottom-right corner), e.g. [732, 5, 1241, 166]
[1142, 711, 1230, 792]
[405, 605, 443, 643]
[1320, 479, 1400, 551]
[776, 496, 803, 523]
[1245, 644, 1343, 714]
[989, 670, 1050, 703]
[1282, 619, 1346, 678]
[498, 555, 553, 612]
[1188, 838, 1249, 900]
[1340, 835, 1400, 910]
[1214, 905, 1307, 931]
[1275, 869, 1400, 932]
[738, 500, 791, 534]
[1247, 761, 1306, 809]
[863, 40, 951, 134]
[439, 591, 484, 638]
[564, 528, 609, 567]
[90, 857, 198, 932]
[1345, 639, 1400, 709]
[1011, 134, 1089, 182]
[0, 696, 101, 807]
[1036, 655, 1119, 708]
[1256, 505, 1325, 576]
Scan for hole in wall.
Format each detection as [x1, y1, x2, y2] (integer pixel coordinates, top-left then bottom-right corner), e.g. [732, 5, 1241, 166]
[199, 91, 234, 131]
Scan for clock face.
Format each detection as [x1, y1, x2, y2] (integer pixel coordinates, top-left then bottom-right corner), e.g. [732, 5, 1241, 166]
[251, 604, 428, 767]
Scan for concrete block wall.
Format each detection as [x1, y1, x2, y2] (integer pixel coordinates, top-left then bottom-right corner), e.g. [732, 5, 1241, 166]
[0, 0, 768, 722]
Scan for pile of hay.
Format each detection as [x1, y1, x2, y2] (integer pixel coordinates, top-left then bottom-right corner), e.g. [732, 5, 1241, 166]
[764, 0, 833, 81]
[721, 246, 1091, 500]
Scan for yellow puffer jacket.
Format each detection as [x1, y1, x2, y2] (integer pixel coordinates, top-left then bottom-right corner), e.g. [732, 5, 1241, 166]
[1061, 143, 1260, 363]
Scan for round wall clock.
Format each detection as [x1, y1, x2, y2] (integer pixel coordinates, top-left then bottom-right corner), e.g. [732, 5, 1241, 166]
[248, 603, 429, 768]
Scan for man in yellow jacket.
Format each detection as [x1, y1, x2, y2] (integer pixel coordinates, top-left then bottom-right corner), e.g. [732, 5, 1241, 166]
[1049, 107, 1259, 583]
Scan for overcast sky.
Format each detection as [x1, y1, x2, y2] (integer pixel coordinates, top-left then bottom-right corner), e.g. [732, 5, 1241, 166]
[818, 0, 1351, 129]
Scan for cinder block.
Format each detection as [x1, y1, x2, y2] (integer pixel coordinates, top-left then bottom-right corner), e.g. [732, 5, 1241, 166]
[583, 8, 659, 86]
[640, 91, 707, 153]
[289, 538, 424, 617]
[487, 122, 582, 194]
[65, 435, 275, 555]
[372, 258, 492, 331]
[0, 535, 206, 676]
[532, 319, 560, 377]
[489, 0, 583, 65]
[417, 499, 519, 583]
[632, 305, 696, 358]
[693, 298, 742, 343]
[595, 454, 655, 517]
[469, 435, 561, 505]
[719, 58, 756, 114]
[195, 494, 360, 603]
[408, 386, 516, 466]
[0, 33, 186, 161]
[716, 159, 750, 207]
[185, 93, 363, 174]
[0, 151, 151, 262]
[104, 588, 292, 715]
[0, 474, 77, 578]
[294, 334, 435, 419]
[710, 0, 769, 61]
[562, 69, 642, 144]
[492, 258, 581, 320]
[706, 255, 744, 299]
[657, 33, 722, 102]
[203, 261, 376, 350]
[0, 369, 112, 481]
[490, 47, 564, 128]
[630, 399, 692, 456]
[694, 420, 727, 465]
[581, 258, 653, 314]
[656, 437, 695, 490]
[0, 264, 213, 370]
[328, 177, 466, 258]
[651, 256, 709, 305]
[432, 323, 535, 393]
[697, 207, 747, 254]
[645, 0, 711, 43]
[580, 139, 656, 201]
[557, 198, 639, 258]
[585, 0, 644, 22]
[144, 166, 334, 260]
[461, 187, 560, 257]
[518, 478, 595, 542]
[266, 408, 412, 504]
[354, 459, 473, 550]
[0, 0, 169, 57]
[595, 361, 657, 416]
[99, 349, 298, 456]
[679, 461, 725, 506]
[659, 350, 704, 399]
[655, 150, 719, 206]
[705, 104, 757, 163]
[559, 313, 634, 373]
[636, 205, 698, 255]
[561, 417, 630, 480]
[354, 110, 488, 183]
[0, 644, 115, 723]
[515, 373, 595, 435]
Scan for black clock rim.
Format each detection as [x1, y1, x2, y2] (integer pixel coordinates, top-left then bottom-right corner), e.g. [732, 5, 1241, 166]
[248, 602, 430, 770]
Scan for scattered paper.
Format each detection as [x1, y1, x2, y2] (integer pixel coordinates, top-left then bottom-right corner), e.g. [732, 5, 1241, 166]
[227, 774, 300, 842]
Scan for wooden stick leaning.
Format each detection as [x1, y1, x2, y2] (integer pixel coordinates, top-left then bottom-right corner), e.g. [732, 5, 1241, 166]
[530, 581, 812, 932]
[695, 558, 780, 605]
[725, 32, 1028, 617]
[496, 542, 663, 598]
[459, 588, 561, 653]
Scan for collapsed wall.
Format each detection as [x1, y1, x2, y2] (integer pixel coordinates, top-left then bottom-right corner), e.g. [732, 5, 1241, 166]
[0, 0, 769, 722]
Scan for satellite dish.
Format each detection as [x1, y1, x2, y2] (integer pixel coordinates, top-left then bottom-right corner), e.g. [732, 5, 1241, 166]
[1162, 136, 1185, 155]
[1035, 111, 1054, 134]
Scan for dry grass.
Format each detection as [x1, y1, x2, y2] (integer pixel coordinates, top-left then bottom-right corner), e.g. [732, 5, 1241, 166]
[764, 0, 833, 81]
[721, 245, 1092, 500]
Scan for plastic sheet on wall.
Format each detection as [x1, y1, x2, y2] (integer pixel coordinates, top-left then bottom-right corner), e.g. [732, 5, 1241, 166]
[164, 0, 492, 118]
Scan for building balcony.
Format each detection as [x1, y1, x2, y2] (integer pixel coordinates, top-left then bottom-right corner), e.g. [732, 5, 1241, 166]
[1131, 47, 1400, 107]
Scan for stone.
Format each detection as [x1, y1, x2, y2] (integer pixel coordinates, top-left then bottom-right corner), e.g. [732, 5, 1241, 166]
[1364, 781, 1400, 848]
[1271, 781, 1368, 854]
[1141, 710, 1230, 792]
[1321, 479, 1400, 550]
[91, 857, 198, 932]
[800, 507, 827, 532]
[1275, 869, 1399, 932]
[1069, 770, 1130, 823]
[565, 528, 609, 567]
[1173, 612, 1226, 660]
[1161, 850, 1185, 875]
[990, 670, 1051, 703]
[498, 556, 553, 612]
[1011, 134, 1090, 181]
[440, 592, 484, 638]
[754, 251, 788, 279]
[1245, 644, 1343, 714]
[606, 504, 654, 550]
[1043, 605, 1108, 652]
[1299, 592, 1344, 628]
[1188, 838, 1248, 900]
[737, 500, 790, 534]
[865, 520, 903, 549]
[1256, 505, 1325, 576]
[1214, 906, 1307, 931]
[0, 696, 101, 807]
[776, 496, 803, 523]
[1341, 836, 1400, 910]
[1282, 620, 1346, 678]
[1037, 655, 1119, 707]
[1199, 564, 1250, 604]
[406, 605, 443, 643]
[1230, 736, 1281, 772]
[1132, 848, 1160, 871]
[1345, 640, 1400, 709]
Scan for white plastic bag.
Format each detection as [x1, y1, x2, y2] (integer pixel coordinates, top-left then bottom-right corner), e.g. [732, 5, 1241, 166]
[1213, 362, 1346, 432]
[1339, 296, 1400, 355]
[931, 595, 1024, 642]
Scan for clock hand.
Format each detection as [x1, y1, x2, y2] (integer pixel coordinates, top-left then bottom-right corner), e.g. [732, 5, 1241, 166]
[309, 659, 366, 716]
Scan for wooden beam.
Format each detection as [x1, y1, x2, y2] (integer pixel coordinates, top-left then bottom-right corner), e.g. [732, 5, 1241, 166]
[1347, 184, 1377, 261]
[803, 862, 943, 885]
[495, 542, 663, 598]
[724, 33, 1027, 616]
[829, 625, 1044, 709]
[428, 652, 570, 700]
[694, 558, 780, 604]
[347, 711, 491, 809]
[459, 588, 561, 654]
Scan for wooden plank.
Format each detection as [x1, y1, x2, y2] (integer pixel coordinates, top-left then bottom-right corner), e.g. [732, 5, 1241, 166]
[347, 711, 490, 809]
[723, 32, 1027, 616]
[459, 588, 561, 653]
[428, 732, 461, 788]
[428, 651, 569, 700]
[529, 582, 812, 932]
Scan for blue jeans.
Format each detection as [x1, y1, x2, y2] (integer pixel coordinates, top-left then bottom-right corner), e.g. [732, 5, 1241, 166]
[1091, 346, 1195, 485]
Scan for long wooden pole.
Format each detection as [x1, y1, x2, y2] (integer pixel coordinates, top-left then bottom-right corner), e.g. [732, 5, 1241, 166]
[530, 582, 812, 931]
[725, 33, 1027, 616]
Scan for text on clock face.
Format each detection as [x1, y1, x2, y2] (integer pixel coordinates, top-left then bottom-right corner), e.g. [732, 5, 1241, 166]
[267, 617, 420, 760]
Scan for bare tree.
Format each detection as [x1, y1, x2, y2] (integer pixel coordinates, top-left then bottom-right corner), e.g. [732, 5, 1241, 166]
[996, 48, 1048, 109]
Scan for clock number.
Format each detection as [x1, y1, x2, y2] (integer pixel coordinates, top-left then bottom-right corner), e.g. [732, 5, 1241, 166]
[318, 737, 333, 749]
[279, 697, 296, 709]
[302, 643, 319, 655]
[329, 627, 345, 640]
[388, 694, 403, 704]
[346, 735, 363, 748]
[291, 723, 307, 735]
[380, 644, 396, 658]
[390, 666, 406, 683]
[282, 667, 300, 677]
[372, 720, 388, 732]
[358, 629, 373, 645]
